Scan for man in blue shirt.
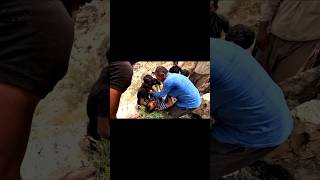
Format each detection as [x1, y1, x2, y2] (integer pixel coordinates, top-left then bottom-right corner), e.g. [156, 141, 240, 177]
[151, 66, 201, 118]
[210, 38, 293, 179]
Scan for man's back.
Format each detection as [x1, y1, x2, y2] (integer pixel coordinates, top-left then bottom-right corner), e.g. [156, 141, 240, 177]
[211, 38, 293, 148]
[157, 73, 201, 109]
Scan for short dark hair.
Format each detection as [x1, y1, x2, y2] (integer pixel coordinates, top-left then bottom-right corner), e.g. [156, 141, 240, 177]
[143, 75, 153, 83]
[225, 24, 255, 50]
[181, 69, 190, 77]
[143, 75, 154, 88]
[155, 66, 168, 76]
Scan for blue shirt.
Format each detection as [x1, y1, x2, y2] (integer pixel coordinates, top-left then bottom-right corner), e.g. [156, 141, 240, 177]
[153, 72, 201, 109]
[211, 38, 293, 148]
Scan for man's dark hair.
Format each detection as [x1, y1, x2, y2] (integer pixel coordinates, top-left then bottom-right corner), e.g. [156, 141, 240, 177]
[181, 69, 190, 77]
[225, 24, 255, 50]
[155, 66, 168, 76]
[143, 75, 153, 87]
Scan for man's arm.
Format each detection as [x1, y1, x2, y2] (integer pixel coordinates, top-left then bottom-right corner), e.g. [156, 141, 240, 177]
[110, 88, 122, 119]
[257, 0, 281, 50]
[165, 97, 176, 109]
[260, 0, 281, 23]
[152, 80, 173, 98]
[109, 61, 134, 119]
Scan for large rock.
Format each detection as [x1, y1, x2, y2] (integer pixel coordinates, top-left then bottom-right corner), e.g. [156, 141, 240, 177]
[266, 100, 320, 180]
[278, 66, 320, 110]
[193, 93, 210, 119]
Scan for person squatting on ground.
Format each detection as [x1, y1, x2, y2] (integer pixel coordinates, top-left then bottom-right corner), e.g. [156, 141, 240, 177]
[137, 75, 161, 107]
[255, 0, 320, 83]
[151, 66, 201, 118]
[0, 0, 75, 179]
[210, 0, 229, 38]
[210, 38, 293, 180]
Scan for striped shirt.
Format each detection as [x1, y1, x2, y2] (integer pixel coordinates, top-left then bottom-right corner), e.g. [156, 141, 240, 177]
[153, 97, 167, 110]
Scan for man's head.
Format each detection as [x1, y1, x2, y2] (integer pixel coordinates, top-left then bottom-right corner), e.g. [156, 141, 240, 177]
[146, 100, 157, 112]
[173, 61, 178, 66]
[210, 0, 218, 14]
[154, 66, 168, 82]
[181, 69, 190, 77]
[225, 24, 255, 50]
[143, 75, 154, 90]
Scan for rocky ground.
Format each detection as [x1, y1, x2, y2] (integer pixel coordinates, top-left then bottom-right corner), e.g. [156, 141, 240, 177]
[21, 0, 109, 179]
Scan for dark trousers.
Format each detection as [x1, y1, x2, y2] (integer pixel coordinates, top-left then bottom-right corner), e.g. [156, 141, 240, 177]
[165, 105, 195, 118]
[210, 137, 277, 180]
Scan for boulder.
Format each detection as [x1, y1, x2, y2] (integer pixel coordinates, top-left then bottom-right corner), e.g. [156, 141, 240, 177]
[193, 93, 210, 119]
[278, 66, 320, 110]
[266, 100, 320, 180]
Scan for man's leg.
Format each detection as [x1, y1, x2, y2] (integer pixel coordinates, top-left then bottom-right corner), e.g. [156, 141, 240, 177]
[271, 39, 320, 82]
[256, 34, 320, 83]
[210, 137, 277, 180]
[0, 83, 40, 180]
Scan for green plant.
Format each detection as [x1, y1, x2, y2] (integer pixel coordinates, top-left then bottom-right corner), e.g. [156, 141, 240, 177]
[139, 106, 173, 119]
[91, 139, 110, 180]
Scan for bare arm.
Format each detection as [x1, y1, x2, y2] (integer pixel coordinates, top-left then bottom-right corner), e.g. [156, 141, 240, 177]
[257, 0, 281, 50]
[260, 0, 282, 22]
[165, 97, 176, 109]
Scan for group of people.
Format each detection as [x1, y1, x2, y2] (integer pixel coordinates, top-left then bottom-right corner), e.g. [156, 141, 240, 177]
[136, 62, 202, 118]
[210, 0, 319, 179]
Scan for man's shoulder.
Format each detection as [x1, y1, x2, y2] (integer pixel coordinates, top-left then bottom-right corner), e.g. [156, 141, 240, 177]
[109, 61, 133, 92]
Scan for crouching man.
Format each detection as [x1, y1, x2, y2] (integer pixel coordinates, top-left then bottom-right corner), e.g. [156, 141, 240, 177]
[210, 38, 293, 179]
[151, 66, 201, 118]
